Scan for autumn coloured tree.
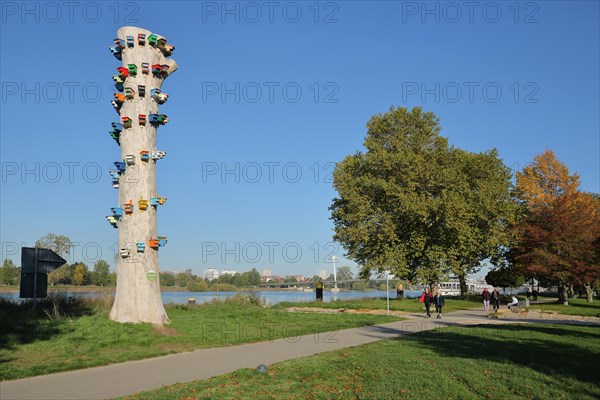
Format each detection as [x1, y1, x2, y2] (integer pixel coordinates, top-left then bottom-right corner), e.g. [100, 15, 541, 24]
[514, 150, 600, 304]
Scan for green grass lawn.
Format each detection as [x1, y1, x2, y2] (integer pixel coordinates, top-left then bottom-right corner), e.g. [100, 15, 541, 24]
[125, 323, 600, 400]
[533, 297, 600, 317]
[0, 296, 400, 381]
[275, 295, 485, 314]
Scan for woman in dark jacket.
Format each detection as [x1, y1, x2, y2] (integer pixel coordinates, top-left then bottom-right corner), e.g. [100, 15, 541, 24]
[420, 287, 434, 317]
[433, 289, 445, 319]
[491, 288, 501, 312]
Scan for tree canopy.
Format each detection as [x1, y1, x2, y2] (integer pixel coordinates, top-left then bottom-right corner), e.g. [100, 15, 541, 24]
[330, 106, 516, 295]
[514, 150, 600, 303]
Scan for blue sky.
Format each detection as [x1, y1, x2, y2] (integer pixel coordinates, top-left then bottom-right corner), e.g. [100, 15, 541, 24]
[1, 1, 598, 278]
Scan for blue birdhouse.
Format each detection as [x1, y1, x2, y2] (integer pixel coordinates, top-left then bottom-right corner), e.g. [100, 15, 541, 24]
[114, 161, 126, 174]
[110, 207, 123, 219]
[109, 46, 122, 60]
[137, 242, 145, 252]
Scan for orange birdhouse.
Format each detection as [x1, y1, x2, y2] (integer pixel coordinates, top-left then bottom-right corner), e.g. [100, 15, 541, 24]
[123, 200, 134, 214]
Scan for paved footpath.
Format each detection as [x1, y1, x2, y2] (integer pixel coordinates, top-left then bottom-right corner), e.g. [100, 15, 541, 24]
[2, 309, 598, 400]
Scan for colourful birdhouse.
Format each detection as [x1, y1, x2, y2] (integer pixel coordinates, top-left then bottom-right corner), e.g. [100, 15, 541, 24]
[117, 66, 129, 78]
[120, 248, 130, 257]
[111, 207, 123, 219]
[121, 116, 132, 128]
[109, 46, 122, 60]
[126, 35, 134, 48]
[151, 64, 162, 76]
[106, 215, 118, 228]
[138, 33, 146, 45]
[142, 62, 149, 75]
[112, 75, 124, 85]
[158, 236, 168, 247]
[151, 89, 168, 104]
[138, 85, 146, 97]
[114, 161, 126, 174]
[109, 130, 120, 145]
[110, 170, 120, 188]
[151, 196, 167, 206]
[140, 150, 150, 162]
[114, 93, 125, 103]
[149, 114, 168, 126]
[137, 242, 145, 252]
[148, 34, 158, 46]
[125, 154, 135, 165]
[111, 122, 123, 132]
[152, 151, 166, 161]
[139, 114, 146, 126]
[114, 38, 125, 49]
[124, 87, 135, 100]
[149, 238, 160, 248]
[138, 199, 148, 211]
[127, 64, 137, 77]
[156, 38, 166, 48]
[111, 100, 122, 113]
[123, 200, 134, 215]
[162, 44, 175, 56]
[156, 93, 169, 104]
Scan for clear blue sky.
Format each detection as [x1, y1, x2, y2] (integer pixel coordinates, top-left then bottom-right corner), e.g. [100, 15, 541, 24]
[1, 1, 598, 278]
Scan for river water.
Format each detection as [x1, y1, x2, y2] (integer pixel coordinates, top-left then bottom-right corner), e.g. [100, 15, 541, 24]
[0, 289, 422, 305]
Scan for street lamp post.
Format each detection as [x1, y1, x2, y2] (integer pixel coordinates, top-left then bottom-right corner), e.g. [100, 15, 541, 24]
[385, 270, 390, 316]
[332, 255, 338, 289]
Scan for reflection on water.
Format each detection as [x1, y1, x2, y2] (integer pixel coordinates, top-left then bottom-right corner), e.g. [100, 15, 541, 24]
[0, 289, 422, 305]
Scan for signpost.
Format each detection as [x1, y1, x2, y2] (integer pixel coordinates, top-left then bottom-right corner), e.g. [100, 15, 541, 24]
[20, 247, 67, 309]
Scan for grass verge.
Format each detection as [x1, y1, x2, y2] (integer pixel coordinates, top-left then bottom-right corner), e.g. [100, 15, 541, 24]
[0, 294, 400, 381]
[124, 323, 600, 400]
[533, 298, 600, 317]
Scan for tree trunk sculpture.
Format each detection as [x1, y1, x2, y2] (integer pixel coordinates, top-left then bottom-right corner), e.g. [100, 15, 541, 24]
[107, 27, 177, 325]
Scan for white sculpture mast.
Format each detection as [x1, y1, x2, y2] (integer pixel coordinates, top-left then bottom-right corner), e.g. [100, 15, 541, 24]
[107, 27, 177, 325]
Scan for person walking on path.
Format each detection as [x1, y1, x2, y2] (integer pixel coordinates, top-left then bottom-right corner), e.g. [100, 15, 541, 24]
[491, 288, 501, 312]
[482, 288, 491, 312]
[526, 287, 532, 300]
[433, 289, 445, 319]
[420, 287, 434, 318]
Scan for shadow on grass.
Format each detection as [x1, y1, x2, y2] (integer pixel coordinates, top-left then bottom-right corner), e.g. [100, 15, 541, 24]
[0, 295, 96, 350]
[403, 324, 600, 386]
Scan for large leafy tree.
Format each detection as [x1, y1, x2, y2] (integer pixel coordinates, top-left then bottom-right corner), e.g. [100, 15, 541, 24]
[36, 233, 72, 284]
[330, 107, 515, 295]
[91, 259, 111, 286]
[485, 266, 525, 292]
[514, 150, 600, 304]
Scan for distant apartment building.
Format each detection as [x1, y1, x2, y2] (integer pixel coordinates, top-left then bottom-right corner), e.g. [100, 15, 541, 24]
[203, 268, 220, 280]
[221, 269, 238, 276]
[319, 269, 328, 280]
[261, 269, 272, 277]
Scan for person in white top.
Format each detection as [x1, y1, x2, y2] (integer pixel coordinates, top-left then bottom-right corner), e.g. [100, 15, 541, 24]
[508, 296, 519, 310]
